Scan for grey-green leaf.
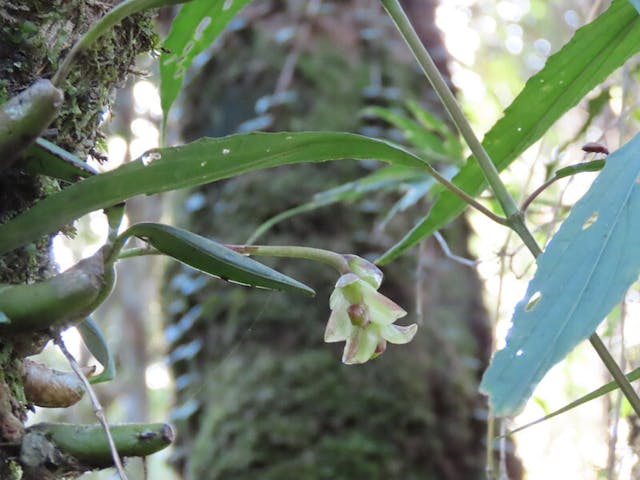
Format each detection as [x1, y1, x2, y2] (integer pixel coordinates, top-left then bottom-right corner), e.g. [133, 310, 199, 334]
[480, 133, 640, 416]
[0, 132, 426, 254]
[77, 317, 116, 384]
[123, 222, 315, 296]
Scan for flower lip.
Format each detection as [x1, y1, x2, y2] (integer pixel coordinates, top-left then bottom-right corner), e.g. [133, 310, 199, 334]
[347, 304, 369, 326]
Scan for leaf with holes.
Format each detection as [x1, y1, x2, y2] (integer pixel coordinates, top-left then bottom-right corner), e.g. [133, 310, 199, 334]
[160, 0, 252, 133]
[377, 0, 640, 264]
[480, 133, 640, 416]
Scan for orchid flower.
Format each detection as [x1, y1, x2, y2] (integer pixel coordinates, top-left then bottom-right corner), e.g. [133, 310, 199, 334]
[324, 256, 417, 364]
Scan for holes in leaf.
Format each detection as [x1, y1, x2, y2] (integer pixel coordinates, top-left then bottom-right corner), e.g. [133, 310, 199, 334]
[582, 211, 598, 230]
[525, 291, 542, 312]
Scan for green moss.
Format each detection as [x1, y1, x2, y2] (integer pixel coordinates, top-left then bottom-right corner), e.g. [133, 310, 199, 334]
[0, 1, 158, 475]
[187, 351, 442, 480]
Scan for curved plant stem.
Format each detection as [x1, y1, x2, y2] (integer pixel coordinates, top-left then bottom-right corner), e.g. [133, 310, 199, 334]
[380, 0, 640, 421]
[416, 162, 508, 225]
[227, 245, 351, 273]
[118, 244, 353, 274]
[55, 335, 127, 479]
[521, 159, 606, 212]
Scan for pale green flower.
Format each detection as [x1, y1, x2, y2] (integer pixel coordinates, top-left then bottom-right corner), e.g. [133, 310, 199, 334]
[324, 268, 417, 365]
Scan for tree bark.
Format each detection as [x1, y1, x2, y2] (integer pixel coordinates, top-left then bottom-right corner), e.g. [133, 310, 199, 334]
[0, 2, 155, 477]
[163, 1, 519, 478]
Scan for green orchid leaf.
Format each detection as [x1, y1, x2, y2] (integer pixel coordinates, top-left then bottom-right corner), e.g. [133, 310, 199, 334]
[362, 106, 449, 157]
[248, 165, 426, 243]
[554, 159, 605, 179]
[160, 0, 253, 133]
[21, 138, 98, 183]
[123, 222, 315, 296]
[508, 366, 640, 436]
[77, 317, 116, 384]
[377, 0, 640, 264]
[378, 178, 436, 231]
[480, 133, 640, 416]
[0, 132, 426, 254]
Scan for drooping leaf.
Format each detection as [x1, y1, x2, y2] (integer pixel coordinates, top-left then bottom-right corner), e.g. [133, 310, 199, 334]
[123, 222, 314, 296]
[480, 133, 640, 416]
[160, 0, 253, 133]
[0, 132, 427, 254]
[377, 0, 640, 264]
[77, 317, 116, 384]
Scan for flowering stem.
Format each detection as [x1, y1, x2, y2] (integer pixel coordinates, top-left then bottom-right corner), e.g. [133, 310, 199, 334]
[227, 245, 351, 273]
[118, 243, 352, 275]
[379, 0, 640, 423]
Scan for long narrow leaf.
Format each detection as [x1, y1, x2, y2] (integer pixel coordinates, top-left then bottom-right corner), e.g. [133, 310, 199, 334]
[160, 0, 252, 132]
[22, 138, 98, 182]
[480, 133, 640, 416]
[124, 222, 314, 296]
[0, 132, 426, 254]
[508, 366, 640, 436]
[377, 0, 640, 264]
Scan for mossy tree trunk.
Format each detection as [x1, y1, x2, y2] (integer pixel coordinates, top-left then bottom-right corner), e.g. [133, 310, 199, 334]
[0, 2, 155, 478]
[163, 1, 521, 479]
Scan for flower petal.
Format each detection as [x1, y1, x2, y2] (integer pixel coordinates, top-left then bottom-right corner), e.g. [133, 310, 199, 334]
[342, 327, 379, 365]
[325, 308, 353, 343]
[380, 323, 418, 344]
[334, 273, 361, 289]
[329, 286, 349, 310]
[361, 285, 407, 325]
[335, 273, 366, 304]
